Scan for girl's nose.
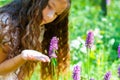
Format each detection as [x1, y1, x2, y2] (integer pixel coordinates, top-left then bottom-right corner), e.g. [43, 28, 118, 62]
[47, 10, 54, 18]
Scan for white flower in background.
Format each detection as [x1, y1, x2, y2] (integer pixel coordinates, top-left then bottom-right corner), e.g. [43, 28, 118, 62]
[102, 17, 107, 22]
[109, 38, 115, 46]
[70, 37, 87, 53]
[70, 37, 82, 49]
[94, 28, 103, 39]
[109, 23, 112, 27]
[80, 46, 87, 54]
[70, 39, 80, 49]
[106, 0, 111, 6]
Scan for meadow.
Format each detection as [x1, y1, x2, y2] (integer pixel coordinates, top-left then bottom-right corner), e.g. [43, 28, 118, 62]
[0, 0, 120, 80]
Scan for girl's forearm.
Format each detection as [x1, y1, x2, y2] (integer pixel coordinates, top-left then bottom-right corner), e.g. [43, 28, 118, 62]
[0, 54, 26, 75]
[0, 49, 50, 75]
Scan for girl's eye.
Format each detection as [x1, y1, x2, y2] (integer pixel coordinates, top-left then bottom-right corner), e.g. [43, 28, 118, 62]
[55, 12, 58, 16]
[48, 4, 52, 9]
[47, 4, 58, 16]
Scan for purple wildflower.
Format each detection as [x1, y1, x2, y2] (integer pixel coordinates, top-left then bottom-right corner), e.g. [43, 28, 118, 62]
[73, 65, 81, 80]
[118, 65, 120, 78]
[118, 44, 120, 58]
[104, 71, 111, 80]
[85, 31, 94, 49]
[49, 36, 59, 58]
[90, 78, 94, 80]
[106, 0, 111, 5]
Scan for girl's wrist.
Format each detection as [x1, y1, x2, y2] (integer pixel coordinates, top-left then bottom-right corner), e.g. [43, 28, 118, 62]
[20, 50, 28, 61]
[20, 50, 36, 61]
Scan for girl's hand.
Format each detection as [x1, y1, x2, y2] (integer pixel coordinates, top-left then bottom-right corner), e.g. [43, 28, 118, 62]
[21, 50, 50, 62]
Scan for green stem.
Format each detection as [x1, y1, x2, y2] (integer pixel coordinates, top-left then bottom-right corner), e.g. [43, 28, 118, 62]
[87, 48, 90, 80]
[51, 58, 57, 80]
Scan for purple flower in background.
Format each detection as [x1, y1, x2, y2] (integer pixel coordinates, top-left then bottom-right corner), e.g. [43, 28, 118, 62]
[49, 36, 59, 58]
[73, 65, 81, 80]
[118, 65, 120, 78]
[85, 31, 94, 49]
[106, 0, 111, 5]
[90, 78, 94, 80]
[118, 44, 120, 58]
[104, 71, 111, 80]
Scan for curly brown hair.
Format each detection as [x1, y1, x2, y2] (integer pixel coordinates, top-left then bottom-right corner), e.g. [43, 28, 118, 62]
[0, 0, 71, 80]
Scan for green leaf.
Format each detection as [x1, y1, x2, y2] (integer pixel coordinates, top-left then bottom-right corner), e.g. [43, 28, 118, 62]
[51, 58, 57, 67]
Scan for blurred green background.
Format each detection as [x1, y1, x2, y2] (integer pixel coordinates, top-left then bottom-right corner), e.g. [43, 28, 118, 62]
[0, 0, 11, 6]
[0, 0, 120, 80]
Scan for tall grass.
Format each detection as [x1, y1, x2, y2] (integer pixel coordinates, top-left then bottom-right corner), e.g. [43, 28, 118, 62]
[0, 0, 120, 80]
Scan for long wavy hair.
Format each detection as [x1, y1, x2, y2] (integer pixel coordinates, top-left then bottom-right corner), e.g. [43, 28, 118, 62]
[0, 0, 71, 80]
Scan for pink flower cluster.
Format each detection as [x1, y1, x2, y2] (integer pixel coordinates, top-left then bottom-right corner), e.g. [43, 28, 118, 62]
[73, 65, 81, 80]
[104, 71, 111, 80]
[49, 36, 59, 58]
[85, 31, 94, 49]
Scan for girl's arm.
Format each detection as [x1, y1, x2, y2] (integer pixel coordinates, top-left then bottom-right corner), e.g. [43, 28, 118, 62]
[0, 13, 50, 75]
[0, 50, 50, 75]
[0, 53, 26, 75]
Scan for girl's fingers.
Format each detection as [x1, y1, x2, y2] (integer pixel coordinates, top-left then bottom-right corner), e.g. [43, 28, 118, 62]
[38, 57, 46, 62]
[21, 50, 50, 62]
[35, 55, 50, 62]
[41, 54, 50, 62]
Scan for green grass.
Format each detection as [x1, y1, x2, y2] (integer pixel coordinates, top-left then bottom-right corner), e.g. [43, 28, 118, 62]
[1, 0, 120, 80]
[0, 0, 12, 7]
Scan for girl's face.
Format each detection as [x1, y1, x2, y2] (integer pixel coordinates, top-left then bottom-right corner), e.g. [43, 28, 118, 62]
[41, 0, 68, 25]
